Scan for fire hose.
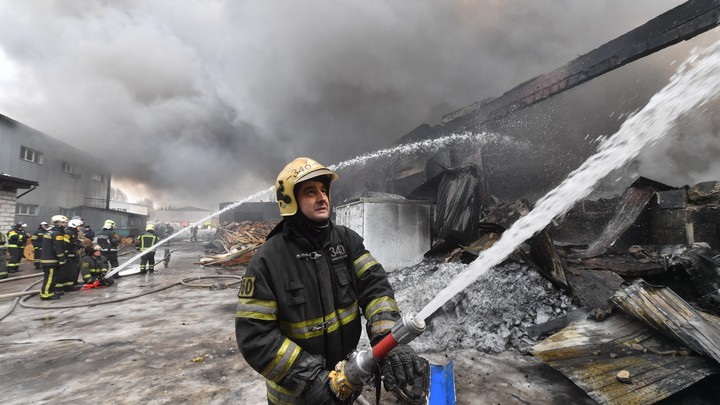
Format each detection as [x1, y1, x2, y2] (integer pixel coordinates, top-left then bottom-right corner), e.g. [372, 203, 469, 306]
[328, 312, 426, 400]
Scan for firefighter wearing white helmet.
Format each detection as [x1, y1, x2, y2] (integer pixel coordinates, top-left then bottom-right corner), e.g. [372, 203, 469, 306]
[96, 219, 120, 268]
[235, 157, 427, 405]
[31, 221, 50, 270]
[39, 215, 68, 300]
[57, 217, 84, 291]
[135, 223, 159, 274]
[6, 222, 29, 274]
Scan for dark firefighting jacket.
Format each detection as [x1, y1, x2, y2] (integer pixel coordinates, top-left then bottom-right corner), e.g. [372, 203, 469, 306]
[64, 227, 83, 259]
[7, 228, 28, 249]
[32, 227, 47, 259]
[136, 231, 158, 252]
[96, 228, 119, 252]
[41, 226, 66, 266]
[80, 254, 109, 282]
[235, 220, 400, 404]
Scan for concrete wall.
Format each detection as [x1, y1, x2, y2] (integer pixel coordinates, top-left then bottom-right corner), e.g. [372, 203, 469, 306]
[336, 198, 433, 271]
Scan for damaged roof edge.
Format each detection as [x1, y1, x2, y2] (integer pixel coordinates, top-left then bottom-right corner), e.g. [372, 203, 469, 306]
[612, 280, 720, 365]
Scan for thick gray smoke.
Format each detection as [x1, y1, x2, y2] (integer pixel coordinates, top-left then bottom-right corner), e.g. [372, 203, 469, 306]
[0, 1, 695, 207]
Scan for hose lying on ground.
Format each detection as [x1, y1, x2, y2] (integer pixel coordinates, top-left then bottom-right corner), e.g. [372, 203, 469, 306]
[1, 275, 244, 318]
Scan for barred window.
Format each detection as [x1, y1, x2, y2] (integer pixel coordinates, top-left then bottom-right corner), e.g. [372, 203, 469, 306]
[91, 173, 105, 182]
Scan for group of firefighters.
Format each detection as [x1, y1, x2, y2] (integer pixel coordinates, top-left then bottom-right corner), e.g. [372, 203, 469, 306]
[0, 217, 162, 301]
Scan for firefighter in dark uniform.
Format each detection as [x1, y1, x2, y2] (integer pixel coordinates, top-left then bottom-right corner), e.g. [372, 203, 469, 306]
[58, 217, 84, 291]
[0, 230, 8, 279]
[96, 219, 120, 268]
[7, 222, 28, 273]
[235, 157, 426, 405]
[80, 245, 113, 288]
[31, 221, 49, 270]
[136, 224, 159, 274]
[40, 215, 67, 300]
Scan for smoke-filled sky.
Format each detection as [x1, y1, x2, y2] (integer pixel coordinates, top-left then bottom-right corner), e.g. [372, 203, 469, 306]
[0, 0, 696, 208]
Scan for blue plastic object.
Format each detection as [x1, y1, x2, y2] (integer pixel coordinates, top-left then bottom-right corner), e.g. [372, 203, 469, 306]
[428, 360, 456, 405]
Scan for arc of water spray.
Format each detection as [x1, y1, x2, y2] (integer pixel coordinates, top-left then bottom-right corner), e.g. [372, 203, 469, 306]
[105, 132, 497, 278]
[417, 38, 720, 321]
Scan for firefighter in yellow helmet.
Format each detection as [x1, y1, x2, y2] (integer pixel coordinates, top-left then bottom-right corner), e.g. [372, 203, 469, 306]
[235, 157, 427, 404]
[96, 219, 120, 269]
[135, 223, 159, 274]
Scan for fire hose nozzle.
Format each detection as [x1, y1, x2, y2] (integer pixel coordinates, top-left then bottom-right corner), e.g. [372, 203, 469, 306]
[391, 312, 426, 345]
[329, 313, 426, 400]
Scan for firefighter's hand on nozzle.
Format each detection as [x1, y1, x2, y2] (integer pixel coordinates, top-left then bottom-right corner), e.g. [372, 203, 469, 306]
[380, 344, 424, 391]
[304, 370, 344, 404]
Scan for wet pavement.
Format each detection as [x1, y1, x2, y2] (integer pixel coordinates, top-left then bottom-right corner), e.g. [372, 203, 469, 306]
[1, 240, 596, 404]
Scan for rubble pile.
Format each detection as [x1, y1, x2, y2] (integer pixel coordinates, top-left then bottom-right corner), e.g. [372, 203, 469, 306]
[198, 221, 277, 266]
[389, 260, 576, 354]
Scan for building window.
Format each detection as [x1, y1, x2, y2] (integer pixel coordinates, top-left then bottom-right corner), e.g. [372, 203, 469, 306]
[16, 204, 39, 216]
[63, 161, 75, 174]
[20, 146, 44, 164]
[91, 173, 105, 182]
[59, 208, 80, 218]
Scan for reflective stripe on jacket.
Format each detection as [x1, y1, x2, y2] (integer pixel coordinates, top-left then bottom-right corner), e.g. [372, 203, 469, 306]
[235, 220, 399, 404]
[137, 232, 158, 251]
[41, 227, 66, 265]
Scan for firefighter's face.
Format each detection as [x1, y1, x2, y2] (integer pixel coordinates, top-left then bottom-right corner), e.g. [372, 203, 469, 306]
[297, 180, 330, 222]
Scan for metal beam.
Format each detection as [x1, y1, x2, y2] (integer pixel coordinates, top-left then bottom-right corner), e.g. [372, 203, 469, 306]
[440, 0, 720, 135]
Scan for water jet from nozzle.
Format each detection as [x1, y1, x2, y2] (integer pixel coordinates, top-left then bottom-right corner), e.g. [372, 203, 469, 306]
[416, 37, 720, 322]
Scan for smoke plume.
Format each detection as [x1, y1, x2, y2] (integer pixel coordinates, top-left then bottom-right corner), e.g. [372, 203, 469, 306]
[1, 1, 705, 207]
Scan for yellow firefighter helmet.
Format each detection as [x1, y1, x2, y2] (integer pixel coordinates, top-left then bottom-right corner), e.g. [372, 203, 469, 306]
[146, 223, 155, 231]
[275, 157, 338, 217]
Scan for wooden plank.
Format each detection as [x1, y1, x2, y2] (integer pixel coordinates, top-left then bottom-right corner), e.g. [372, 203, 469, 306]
[533, 314, 720, 404]
[613, 282, 720, 363]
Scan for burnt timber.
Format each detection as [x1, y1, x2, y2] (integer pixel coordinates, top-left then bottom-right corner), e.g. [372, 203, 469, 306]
[532, 314, 720, 405]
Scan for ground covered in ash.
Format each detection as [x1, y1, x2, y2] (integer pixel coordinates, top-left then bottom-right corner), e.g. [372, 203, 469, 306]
[387, 259, 577, 354]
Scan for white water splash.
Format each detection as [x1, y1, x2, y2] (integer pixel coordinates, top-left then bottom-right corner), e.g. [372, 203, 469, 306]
[330, 131, 504, 172]
[106, 132, 501, 277]
[105, 186, 274, 277]
[418, 38, 720, 321]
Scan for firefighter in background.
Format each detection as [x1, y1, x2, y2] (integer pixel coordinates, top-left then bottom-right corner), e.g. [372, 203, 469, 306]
[7, 222, 28, 273]
[40, 215, 67, 300]
[136, 224, 159, 274]
[31, 221, 49, 270]
[235, 157, 426, 405]
[80, 245, 114, 288]
[97, 219, 120, 268]
[82, 225, 95, 240]
[0, 229, 8, 279]
[58, 217, 84, 292]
